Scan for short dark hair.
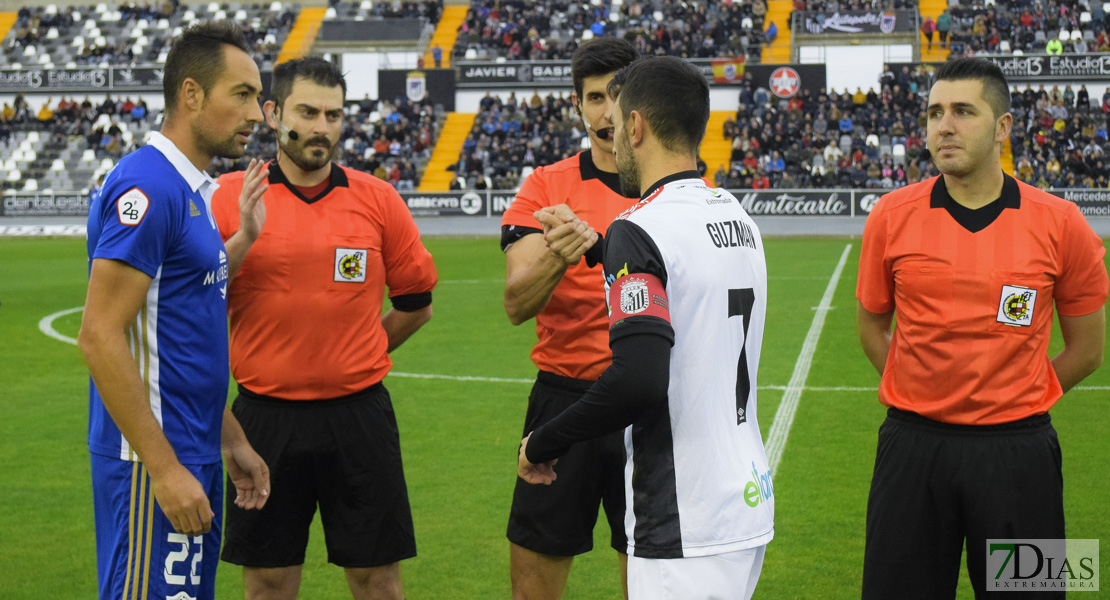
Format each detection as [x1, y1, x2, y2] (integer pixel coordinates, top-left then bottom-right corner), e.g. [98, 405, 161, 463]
[270, 57, 347, 111]
[608, 56, 709, 155]
[163, 21, 251, 114]
[934, 58, 1010, 118]
[571, 37, 639, 100]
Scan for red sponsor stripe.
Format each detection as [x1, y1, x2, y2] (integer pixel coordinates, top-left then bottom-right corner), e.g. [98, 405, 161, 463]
[608, 272, 670, 328]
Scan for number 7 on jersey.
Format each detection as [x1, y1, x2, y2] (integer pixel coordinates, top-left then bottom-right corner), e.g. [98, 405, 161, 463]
[729, 288, 755, 425]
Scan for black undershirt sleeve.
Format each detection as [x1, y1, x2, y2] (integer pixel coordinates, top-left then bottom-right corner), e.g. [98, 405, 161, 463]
[525, 331, 671, 464]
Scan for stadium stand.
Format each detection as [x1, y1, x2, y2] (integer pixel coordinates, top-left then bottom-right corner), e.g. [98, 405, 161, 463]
[452, 0, 765, 63]
[3, 2, 298, 70]
[941, 0, 1109, 57]
[716, 63, 946, 190]
[1009, 83, 1110, 189]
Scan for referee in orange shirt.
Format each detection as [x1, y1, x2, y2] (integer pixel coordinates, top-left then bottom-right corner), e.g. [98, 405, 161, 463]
[857, 58, 1107, 599]
[500, 38, 639, 599]
[211, 58, 436, 600]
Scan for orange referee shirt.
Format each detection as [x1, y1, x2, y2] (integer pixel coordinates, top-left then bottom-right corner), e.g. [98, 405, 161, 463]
[501, 150, 638, 381]
[857, 175, 1107, 425]
[212, 162, 437, 400]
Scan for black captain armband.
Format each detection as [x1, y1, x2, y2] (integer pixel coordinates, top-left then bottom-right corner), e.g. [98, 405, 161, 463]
[390, 291, 432, 312]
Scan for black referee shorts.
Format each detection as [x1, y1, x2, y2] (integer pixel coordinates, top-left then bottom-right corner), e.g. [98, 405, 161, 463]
[508, 371, 628, 556]
[221, 383, 416, 569]
[862, 407, 1065, 600]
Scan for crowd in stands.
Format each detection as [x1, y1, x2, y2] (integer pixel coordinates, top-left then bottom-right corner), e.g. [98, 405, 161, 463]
[1010, 83, 1110, 189]
[450, 91, 583, 190]
[327, 0, 443, 24]
[7, 2, 297, 68]
[1, 94, 150, 160]
[939, 0, 1110, 56]
[454, 0, 766, 64]
[0, 89, 438, 192]
[716, 64, 942, 190]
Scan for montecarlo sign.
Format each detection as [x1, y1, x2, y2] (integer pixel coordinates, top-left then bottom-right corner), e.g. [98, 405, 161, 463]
[738, 191, 852, 216]
[982, 54, 1110, 80]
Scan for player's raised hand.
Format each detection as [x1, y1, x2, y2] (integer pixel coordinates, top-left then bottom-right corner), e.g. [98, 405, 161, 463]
[148, 463, 214, 537]
[238, 158, 269, 241]
[224, 440, 271, 510]
[518, 433, 558, 485]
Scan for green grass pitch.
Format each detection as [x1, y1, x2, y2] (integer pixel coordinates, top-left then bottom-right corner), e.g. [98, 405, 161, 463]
[0, 234, 1107, 598]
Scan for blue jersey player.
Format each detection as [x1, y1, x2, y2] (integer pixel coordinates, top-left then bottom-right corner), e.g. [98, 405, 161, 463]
[78, 22, 273, 600]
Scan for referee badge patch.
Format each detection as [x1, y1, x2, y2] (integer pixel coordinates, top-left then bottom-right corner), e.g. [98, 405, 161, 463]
[997, 285, 1037, 327]
[334, 247, 367, 283]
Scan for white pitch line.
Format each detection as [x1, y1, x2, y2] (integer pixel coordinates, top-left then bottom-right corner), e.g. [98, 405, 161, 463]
[35, 307, 1110, 394]
[765, 243, 852, 476]
[38, 306, 84, 345]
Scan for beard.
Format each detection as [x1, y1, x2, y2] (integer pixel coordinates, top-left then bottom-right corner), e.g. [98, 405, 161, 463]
[195, 121, 250, 160]
[616, 132, 642, 197]
[279, 135, 337, 172]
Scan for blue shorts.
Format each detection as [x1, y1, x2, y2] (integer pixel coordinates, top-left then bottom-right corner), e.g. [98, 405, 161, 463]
[91, 454, 223, 600]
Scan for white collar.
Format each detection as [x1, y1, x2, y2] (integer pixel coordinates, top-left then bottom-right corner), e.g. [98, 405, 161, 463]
[147, 131, 218, 194]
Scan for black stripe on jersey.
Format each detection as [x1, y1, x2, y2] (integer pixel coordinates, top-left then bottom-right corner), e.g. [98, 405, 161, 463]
[630, 405, 683, 558]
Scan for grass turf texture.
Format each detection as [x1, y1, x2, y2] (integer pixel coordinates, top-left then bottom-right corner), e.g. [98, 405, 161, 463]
[0, 235, 1106, 598]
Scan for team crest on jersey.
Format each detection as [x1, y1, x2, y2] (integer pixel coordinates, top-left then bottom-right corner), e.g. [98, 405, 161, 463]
[996, 285, 1037, 327]
[334, 247, 367, 283]
[166, 593, 197, 600]
[619, 277, 650, 314]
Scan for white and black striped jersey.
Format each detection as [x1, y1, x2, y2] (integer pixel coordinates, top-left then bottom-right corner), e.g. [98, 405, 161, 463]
[603, 171, 774, 559]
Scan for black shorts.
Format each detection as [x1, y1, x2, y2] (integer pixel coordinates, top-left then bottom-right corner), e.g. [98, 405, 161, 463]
[221, 383, 416, 568]
[508, 371, 628, 556]
[862, 408, 1065, 600]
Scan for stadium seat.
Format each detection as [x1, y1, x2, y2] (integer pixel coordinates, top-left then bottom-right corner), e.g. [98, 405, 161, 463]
[207, 2, 220, 13]
[1060, 29, 1070, 40]
[81, 149, 96, 163]
[23, 179, 38, 192]
[46, 27, 59, 40]
[183, 9, 196, 21]
[1034, 30, 1046, 43]
[325, 6, 337, 18]
[51, 159, 65, 171]
[893, 144, 906, 165]
[100, 158, 115, 171]
[6, 169, 21, 183]
[1081, 11, 1092, 24]
[270, 1, 283, 12]
[1013, 49, 1024, 55]
[26, 131, 38, 144]
[1072, 29, 1083, 41]
[999, 40, 1011, 52]
[72, 35, 85, 48]
[23, 44, 37, 57]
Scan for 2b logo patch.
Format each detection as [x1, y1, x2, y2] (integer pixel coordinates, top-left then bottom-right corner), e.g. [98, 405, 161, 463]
[116, 188, 149, 226]
[997, 285, 1037, 327]
[334, 248, 367, 282]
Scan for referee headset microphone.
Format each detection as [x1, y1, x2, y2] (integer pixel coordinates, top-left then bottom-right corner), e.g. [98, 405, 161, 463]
[576, 104, 610, 140]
